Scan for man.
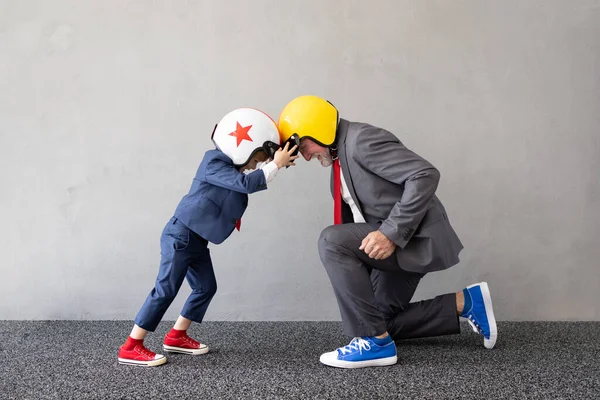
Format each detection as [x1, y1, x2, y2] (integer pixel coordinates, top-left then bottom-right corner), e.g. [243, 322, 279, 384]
[278, 95, 497, 369]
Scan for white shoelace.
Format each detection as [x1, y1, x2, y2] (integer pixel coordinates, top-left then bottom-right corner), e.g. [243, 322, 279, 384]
[467, 315, 482, 334]
[339, 337, 371, 355]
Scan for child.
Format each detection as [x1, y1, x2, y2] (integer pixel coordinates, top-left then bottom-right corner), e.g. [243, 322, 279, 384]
[118, 108, 298, 366]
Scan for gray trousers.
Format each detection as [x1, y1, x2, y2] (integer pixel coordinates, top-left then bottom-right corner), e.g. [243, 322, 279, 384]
[318, 223, 460, 338]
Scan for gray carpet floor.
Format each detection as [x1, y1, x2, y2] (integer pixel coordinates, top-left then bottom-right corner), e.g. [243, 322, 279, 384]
[0, 321, 599, 399]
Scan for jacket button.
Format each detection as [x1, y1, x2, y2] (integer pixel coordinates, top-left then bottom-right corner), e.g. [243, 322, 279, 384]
[232, 219, 238, 224]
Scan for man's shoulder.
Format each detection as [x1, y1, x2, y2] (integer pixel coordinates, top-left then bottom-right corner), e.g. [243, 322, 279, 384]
[346, 120, 375, 134]
[346, 121, 400, 149]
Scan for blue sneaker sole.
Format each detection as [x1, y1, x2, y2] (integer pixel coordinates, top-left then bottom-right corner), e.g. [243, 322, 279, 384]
[319, 354, 398, 369]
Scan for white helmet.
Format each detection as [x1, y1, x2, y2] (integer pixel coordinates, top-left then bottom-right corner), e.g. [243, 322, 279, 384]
[211, 108, 282, 167]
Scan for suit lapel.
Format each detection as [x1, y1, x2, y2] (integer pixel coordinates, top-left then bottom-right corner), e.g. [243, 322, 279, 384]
[335, 119, 364, 216]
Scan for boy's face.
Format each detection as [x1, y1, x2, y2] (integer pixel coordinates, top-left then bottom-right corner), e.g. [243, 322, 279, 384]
[240, 150, 269, 172]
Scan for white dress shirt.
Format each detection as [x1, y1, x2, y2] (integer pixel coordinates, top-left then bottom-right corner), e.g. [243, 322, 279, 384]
[259, 161, 279, 183]
[340, 169, 366, 223]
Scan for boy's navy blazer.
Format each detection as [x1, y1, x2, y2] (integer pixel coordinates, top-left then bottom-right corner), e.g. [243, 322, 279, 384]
[174, 149, 267, 244]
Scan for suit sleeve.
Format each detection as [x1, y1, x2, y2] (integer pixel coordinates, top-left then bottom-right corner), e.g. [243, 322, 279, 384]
[354, 127, 440, 248]
[205, 159, 268, 194]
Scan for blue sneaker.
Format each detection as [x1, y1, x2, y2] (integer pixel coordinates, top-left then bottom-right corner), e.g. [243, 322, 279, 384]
[319, 336, 397, 368]
[462, 282, 498, 349]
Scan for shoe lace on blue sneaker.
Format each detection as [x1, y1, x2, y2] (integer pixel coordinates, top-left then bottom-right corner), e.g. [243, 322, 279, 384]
[338, 337, 371, 355]
[466, 315, 483, 335]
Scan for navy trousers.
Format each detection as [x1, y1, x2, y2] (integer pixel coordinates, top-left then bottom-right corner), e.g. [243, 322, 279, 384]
[135, 217, 217, 332]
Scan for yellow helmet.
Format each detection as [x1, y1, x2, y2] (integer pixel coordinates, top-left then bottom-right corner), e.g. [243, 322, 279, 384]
[278, 95, 339, 147]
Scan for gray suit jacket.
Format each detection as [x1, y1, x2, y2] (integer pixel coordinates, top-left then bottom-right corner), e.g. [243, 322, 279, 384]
[332, 119, 464, 273]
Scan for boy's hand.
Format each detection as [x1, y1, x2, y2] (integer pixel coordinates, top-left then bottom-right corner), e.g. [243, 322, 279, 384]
[274, 142, 299, 169]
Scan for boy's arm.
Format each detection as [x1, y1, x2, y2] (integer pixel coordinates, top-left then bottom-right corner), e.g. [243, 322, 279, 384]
[205, 160, 268, 194]
[259, 143, 297, 183]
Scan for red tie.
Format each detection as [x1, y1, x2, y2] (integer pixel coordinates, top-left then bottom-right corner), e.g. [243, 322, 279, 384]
[236, 219, 241, 231]
[333, 159, 342, 225]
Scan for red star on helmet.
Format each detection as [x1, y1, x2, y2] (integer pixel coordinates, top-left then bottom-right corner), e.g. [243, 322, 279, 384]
[228, 122, 253, 147]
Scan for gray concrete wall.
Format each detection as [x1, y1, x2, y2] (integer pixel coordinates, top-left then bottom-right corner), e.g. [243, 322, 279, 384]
[1, 0, 599, 321]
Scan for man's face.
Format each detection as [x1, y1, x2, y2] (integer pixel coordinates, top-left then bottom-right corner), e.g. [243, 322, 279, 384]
[299, 138, 333, 167]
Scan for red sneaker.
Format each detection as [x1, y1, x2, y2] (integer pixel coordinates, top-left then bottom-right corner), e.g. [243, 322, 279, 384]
[163, 332, 209, 355]
[118, 343, 167, 367]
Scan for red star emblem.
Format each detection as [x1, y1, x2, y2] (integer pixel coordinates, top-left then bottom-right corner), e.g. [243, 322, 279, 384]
[228, 122, 253, 147]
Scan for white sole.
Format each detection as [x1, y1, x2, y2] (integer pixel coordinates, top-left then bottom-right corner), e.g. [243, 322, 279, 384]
[467, 281, 498, 349]
[118, 356, 167, 367]
[319, 355, 398, 369]
[163, 344, 209, 355]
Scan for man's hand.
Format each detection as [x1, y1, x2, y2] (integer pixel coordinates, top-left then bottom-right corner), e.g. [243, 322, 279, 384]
[359, 231, 396, 260]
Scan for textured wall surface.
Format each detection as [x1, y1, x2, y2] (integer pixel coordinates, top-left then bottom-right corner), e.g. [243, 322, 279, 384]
[1, 0, 599, 320]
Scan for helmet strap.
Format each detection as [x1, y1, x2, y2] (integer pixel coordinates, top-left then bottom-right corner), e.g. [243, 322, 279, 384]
[329, 144, 338, 161]
[329, 112, 340, 160]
